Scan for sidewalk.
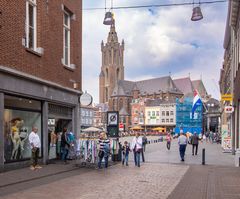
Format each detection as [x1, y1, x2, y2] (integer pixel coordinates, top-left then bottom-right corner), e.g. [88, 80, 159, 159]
[0, 161, 79, 188]
[168, 164, 240, 199]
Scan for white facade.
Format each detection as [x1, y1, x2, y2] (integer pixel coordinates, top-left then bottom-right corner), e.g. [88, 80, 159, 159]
[145, 103, 176, 126]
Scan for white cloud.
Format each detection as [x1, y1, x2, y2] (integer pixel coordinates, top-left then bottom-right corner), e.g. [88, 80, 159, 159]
[82, 1, 228, 102]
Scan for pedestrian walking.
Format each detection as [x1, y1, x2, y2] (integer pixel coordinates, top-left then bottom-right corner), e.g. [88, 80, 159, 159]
[29, 126, 41, 170]
[97, 132, 110, 169]
[131, 132, 143, 167]
[122, 141, 131, 166]
[166, 132, 172, 150]
[142, 134, 148, 152]
[191, 132, 199, 155]
[209, 131, 213, 143]
[61, 127, 70, 164]
[178, 132, 188, 161]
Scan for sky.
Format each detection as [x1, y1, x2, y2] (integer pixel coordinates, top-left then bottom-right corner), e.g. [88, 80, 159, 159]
[82, 0, 228, 103]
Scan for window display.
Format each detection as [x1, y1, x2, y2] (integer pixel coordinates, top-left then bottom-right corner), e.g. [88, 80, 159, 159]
[4, 95, 41, 163]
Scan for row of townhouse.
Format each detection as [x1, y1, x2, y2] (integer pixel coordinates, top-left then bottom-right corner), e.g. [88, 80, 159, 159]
[220, 1, 240, 154]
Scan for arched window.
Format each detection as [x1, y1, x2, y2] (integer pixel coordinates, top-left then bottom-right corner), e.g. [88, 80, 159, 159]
[105, 87, 108, 101]
[106, 68, 109, 83]
[119, 98, 123, 110]
[116, 68, 120, 80]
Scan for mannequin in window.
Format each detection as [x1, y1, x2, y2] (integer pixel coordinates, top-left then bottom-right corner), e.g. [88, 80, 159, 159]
[10, 118, 24, 159]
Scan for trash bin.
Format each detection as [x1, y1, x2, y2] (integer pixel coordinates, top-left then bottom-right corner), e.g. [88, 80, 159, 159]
[235, 148, 240, 167]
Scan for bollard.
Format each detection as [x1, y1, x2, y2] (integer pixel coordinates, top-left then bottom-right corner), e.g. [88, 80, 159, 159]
[239, 157, 240, 167]
[202, 148, 205, 165]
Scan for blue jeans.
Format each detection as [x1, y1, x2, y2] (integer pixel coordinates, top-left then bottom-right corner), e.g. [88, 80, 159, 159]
[61, 147, 69, 162]
[122, 154, 129, 165]
[134, 151, 140, 167]
[98, 156, 108, 169]
[179, 144, 186, 160]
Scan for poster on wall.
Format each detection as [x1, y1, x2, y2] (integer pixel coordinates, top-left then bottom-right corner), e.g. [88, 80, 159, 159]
[222, 124, 232, 153]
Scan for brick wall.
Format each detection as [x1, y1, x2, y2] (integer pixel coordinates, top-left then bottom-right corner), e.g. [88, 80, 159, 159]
[0, 0, 82, 90]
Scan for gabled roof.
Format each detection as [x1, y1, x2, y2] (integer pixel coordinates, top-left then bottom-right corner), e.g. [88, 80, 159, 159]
[136, 76, 182, 95]
[111, 80, 134, 97]
[173, 77, 194, 96]
[111, 76, 183, 97]
[192, 80, 208, 98]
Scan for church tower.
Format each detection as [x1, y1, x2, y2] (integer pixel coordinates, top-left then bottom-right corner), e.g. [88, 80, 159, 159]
[99, 20, 124, 103]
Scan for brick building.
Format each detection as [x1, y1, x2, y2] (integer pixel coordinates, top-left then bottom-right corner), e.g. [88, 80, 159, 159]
[0, 0, 82, 170]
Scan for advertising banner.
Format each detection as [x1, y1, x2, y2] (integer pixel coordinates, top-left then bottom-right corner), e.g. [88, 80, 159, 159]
[221, 124, 232, 153]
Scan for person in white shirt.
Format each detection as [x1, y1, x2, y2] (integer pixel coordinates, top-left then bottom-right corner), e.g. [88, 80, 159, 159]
[178, 132, 188, 161]
[28, 126, 41, 170]
[131, 132, 143, 167]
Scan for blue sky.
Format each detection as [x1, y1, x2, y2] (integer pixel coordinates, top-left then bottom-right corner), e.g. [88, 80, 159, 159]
[82, 0, 228, 103]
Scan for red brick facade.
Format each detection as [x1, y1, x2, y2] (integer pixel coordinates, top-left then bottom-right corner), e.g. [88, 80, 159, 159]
[0, 0, 82, 90]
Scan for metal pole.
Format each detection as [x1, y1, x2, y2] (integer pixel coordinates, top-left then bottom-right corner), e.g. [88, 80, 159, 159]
[202, 148, 205, 165]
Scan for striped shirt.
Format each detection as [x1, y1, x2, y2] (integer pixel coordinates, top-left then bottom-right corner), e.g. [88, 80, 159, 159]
[98, 139, 110, 151]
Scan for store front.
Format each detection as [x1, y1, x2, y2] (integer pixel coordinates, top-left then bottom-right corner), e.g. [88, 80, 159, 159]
[4, 95, 42, 163]
[48, 104, 73, 160]
[0, 67, 81, 171]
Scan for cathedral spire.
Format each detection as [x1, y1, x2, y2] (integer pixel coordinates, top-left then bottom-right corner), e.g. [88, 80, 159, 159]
[107, 19, 118, 43]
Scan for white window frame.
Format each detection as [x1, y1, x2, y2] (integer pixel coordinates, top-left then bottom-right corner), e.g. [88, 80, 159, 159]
[63, 10, 71, 67]
[26, 0, 37, 50]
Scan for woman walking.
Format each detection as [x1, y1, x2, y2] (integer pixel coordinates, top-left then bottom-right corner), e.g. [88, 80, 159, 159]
[131, 132, 143, 167]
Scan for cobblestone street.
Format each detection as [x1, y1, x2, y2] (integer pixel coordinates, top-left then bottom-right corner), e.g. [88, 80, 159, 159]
[0, 163, 188, 199]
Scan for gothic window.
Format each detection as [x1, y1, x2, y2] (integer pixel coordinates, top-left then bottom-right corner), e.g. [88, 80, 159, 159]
[109, 50, 111, 64]
[104, 52, 106, 65]
[106, 68, 109, 83]
[114, 50, 117, 64]
[117, 68, 120, 80]
[119, 98, 123, 110]
[105, 87, 108, 101]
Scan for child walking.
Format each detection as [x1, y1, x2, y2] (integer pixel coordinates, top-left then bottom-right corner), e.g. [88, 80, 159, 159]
[122, 141, 131, 166]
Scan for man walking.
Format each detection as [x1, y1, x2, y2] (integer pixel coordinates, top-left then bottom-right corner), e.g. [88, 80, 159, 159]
[178, 132, 188, 161]
[29, 126, 41, 170]
[191, 132, 199, 155]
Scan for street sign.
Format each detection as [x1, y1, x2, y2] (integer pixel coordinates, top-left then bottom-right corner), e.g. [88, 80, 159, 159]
[224, 106, 234, 113]
[107, 112, 118, 126]
[221, 94, 232, 101]
[107, 111, 119, 137]
[119, 123, 124, 131]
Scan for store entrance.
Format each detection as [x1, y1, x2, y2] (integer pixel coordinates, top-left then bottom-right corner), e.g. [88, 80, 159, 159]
[48, 119, 72, 160]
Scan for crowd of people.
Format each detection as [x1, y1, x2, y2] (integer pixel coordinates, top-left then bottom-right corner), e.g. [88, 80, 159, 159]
[29, 127, 221, 170]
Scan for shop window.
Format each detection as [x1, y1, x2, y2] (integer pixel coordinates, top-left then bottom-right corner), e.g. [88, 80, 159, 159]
[4, 95, 41, 163]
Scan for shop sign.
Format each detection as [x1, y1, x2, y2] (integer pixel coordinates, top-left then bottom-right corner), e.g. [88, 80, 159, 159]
[224, 106, 234, 113]
[48, 118, 55, 125]
[221, 94, 232, 101]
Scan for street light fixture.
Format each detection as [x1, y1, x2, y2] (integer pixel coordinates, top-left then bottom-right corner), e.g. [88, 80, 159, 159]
[103, 0, 114, 25]
[103, 11, 114, 25]
[191, 0, 203, 21]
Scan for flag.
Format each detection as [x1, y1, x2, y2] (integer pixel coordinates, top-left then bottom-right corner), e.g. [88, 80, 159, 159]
[192, 90, 202, 119]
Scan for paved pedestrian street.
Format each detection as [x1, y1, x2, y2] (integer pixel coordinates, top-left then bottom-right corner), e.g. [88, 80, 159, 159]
[1, 163, 188, 199]
[0, 138, 239, 199]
